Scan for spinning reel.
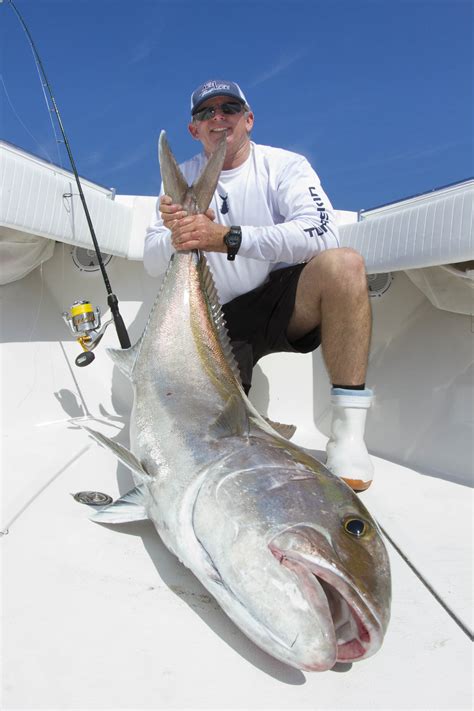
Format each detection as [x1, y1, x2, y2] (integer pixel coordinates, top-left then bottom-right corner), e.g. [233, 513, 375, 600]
[62, 300, 113, 367]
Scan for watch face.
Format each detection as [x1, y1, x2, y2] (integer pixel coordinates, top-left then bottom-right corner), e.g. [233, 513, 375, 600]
[225, 227, 241, 260]
[226, 233, 240, 248]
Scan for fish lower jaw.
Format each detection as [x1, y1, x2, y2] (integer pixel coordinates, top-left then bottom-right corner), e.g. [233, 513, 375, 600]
[270, 549, 376, 666]
[320, 578, 372, 662]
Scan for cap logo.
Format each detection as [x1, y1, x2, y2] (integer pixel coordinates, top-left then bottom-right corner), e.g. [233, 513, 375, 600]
[199, 81, 232, 98]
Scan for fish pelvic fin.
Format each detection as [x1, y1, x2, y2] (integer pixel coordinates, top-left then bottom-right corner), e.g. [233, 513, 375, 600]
[106, 336, 142, 380]
[159, 129, 227, 213]
[263, 417, 297, 440]
[198, 253, 244, 389]
[81, 425, 151, 482]
[90, 484, 148, 524]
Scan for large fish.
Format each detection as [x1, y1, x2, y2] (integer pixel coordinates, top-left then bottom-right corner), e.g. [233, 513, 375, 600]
[82, 131, 391, 671]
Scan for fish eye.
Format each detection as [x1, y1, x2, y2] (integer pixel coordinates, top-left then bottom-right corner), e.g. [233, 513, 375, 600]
[343, 517, 369, 538]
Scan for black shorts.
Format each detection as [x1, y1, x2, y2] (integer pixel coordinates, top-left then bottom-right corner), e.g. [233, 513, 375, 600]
[222, 264, 321, 393]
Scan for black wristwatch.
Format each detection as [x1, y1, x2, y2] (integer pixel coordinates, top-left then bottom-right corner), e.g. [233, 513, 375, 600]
[223, 226, 242, 261]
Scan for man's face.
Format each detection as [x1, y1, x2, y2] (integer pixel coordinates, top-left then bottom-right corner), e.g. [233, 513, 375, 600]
[188, 95, 254, 157]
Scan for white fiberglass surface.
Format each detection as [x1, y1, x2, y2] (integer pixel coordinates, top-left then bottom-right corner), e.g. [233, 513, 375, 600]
[1, 249, 472, 709]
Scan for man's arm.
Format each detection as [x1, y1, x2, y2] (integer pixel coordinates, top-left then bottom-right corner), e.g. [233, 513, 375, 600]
[145, 153, 339, 264]
[238, 154, 339, 264]
[143, 190, 175, 277]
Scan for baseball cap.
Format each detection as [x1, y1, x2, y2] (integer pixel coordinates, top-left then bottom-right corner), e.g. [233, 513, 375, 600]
[191, 80, 248, 115]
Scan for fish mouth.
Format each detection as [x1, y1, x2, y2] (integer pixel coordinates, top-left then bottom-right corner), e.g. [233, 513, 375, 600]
[316, 574, 371, 661]
[270, 549, 380, 667]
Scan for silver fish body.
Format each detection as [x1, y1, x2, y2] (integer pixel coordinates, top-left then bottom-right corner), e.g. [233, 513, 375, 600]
[85, 131, 391, 671]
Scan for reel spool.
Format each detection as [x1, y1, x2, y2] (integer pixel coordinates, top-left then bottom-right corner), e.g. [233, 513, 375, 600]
[62, 300, 113, 367]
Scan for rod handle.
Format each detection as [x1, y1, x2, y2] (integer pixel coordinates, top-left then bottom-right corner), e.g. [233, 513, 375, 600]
[107, 294, 131, 349]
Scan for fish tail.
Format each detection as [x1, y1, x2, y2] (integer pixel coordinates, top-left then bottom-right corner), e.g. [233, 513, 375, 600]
[158, 130, 227, 213]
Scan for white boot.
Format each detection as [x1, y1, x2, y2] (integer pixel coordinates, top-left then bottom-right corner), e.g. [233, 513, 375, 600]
[325, 388, 374, 492]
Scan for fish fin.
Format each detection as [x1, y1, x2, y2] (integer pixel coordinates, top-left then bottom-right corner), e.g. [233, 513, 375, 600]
[81, 425, 151, 481]
[192, 132, 227, 212]
[158, 131, 189, 205]
[90, 485, 148, 524]
[263, 417, 297, 440]
[198, 254, 244, 387]
[106, 336, 142, 380]
[211, 394, 249, 438]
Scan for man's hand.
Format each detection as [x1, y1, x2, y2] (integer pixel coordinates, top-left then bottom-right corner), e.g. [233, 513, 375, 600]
[160, 195, 228, 253]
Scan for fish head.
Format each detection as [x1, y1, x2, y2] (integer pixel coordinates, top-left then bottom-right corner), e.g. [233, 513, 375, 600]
[193, 454, 391, 672]
[267, 501, 391, 669]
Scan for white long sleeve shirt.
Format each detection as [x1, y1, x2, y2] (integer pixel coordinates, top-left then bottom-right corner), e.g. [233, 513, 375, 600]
[144, 142, 339, 304]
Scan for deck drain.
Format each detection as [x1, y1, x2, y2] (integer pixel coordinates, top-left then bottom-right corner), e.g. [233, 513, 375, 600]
[73, 491, 113, 506]
[367, 272, 393, 297]
[71, 247, 113, 272]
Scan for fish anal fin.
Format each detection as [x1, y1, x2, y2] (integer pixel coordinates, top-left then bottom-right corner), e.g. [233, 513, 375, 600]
[90, 485, 148, 524]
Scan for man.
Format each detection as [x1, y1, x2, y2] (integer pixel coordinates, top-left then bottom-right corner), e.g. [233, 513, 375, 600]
[144, 79, 374, 491]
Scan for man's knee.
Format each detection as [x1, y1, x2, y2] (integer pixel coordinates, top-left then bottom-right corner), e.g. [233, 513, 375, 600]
[308, 248, 367, 289]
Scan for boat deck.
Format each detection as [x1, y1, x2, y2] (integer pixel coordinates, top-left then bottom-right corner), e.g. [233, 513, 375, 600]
[1, 250, 472, 710]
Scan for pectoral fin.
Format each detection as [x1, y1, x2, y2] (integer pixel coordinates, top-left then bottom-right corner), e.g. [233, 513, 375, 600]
[90, 485, 148, 524]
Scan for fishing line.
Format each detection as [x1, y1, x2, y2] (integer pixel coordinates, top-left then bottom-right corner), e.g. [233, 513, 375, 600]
[30, 41, 64, 167]
[5, 0, 131, 350]
[0, 72, 58, 164]
[0, 445, 91, 536]
[15, 261, 46, 408]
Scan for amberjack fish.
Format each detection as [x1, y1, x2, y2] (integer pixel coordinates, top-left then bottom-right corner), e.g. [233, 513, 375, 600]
[82, 131, 391, 671]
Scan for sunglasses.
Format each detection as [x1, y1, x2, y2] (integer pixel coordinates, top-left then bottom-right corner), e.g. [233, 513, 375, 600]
[193, 101, 245, 122]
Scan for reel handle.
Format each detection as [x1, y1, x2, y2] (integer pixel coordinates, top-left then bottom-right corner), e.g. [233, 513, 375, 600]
[75, 351, 95, 367]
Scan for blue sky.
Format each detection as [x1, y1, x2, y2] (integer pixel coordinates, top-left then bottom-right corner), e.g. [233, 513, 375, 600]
[1, 0, 472, 211]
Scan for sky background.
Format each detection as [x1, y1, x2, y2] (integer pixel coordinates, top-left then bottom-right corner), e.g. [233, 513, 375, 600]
[1, 0, 472, 212]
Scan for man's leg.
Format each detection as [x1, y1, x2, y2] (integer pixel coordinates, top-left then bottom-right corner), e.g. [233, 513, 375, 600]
[287, 248, 375, 491]
[287, 248, 371, 381]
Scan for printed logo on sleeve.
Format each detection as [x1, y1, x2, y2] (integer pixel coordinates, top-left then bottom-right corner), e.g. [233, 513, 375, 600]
[304, 186, 330, 238]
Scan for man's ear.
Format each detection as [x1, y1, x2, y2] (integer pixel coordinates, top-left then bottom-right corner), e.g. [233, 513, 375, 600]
[245, 111, 255, 134]
[188, 122, 199, 140]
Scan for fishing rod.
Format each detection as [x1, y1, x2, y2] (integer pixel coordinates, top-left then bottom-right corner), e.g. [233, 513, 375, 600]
[5, 0, 131, 361]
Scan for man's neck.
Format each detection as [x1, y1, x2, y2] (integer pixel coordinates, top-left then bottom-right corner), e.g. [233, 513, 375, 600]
[207, 140, 251, 171]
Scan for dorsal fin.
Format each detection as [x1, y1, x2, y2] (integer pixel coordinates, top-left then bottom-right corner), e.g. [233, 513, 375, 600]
[198, 253, 243, 387]
[158, 131, 189, 205]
